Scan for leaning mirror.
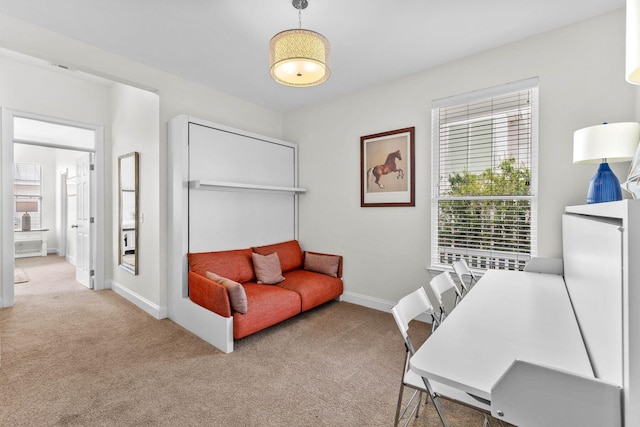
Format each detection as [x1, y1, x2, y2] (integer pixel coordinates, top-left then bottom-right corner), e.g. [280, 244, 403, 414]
[118, 152, 139, 275]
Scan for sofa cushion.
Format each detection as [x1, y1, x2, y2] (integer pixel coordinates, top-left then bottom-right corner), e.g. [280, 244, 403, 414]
[279, 269, 343, 312]
[233, 283, 301, 339]
[188, 249, 255, 283]
[206, 271, 248, 314]
[304, 252, 341, 277]
[252, 240, 303, 273]
[252, 252, 285, 285]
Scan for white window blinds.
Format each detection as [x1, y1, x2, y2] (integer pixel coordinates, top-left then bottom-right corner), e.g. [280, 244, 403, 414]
[431, 78, 538, 271]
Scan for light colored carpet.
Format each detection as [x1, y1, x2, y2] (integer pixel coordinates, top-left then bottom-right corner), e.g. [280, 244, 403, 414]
[13, 267, 28, 284]
[1, 255, 508, 426]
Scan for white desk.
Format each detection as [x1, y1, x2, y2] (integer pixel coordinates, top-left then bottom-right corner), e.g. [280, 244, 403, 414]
[14, 228, 49, 258]
[410, 269, 593, 402]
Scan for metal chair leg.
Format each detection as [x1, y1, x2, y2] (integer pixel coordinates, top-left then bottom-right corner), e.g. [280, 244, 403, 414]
[394, 350, 410, 427]
[431, 314, 440, 332]
[421, 378, 451, 427]
[394, 376, 405, 427]
[429, 392, 451, 427]
[398, 389, 422, 427]
[395, 349, 425, 427]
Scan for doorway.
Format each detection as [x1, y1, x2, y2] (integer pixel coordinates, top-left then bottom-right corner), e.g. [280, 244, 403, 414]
[2, 110, 105, 307]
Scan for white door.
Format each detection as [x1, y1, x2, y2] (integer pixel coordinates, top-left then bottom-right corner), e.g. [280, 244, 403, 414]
[75, 153, 93, 288]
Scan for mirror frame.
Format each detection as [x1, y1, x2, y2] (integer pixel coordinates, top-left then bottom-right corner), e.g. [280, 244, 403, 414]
[118, 152, 139, 275]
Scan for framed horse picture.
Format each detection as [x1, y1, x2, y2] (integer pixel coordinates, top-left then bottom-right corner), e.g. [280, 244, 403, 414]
[361, 127, 415, 207]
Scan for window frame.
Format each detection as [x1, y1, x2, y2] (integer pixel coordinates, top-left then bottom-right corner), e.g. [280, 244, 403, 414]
[14, 162, 43, 230]
[430, 78, 539, 272]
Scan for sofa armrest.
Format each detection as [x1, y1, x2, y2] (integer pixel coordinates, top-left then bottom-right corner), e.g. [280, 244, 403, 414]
[188, 271, 232, 317]
[304, 251, 343, 278]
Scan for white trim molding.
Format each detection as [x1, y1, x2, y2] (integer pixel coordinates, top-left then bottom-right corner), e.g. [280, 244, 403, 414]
[341, 290, 432, 323]
[109, 279, 168, 320]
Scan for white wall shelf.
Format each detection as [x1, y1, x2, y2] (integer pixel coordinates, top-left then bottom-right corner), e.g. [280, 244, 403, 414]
[189, 180, 306, 194]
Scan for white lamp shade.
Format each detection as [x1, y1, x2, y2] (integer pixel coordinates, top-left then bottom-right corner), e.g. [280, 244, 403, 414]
[573, 122, 640, 164]
[16, 201, 38, 213]
[627, 0, 640, 84]
[270, 29, 330, 87]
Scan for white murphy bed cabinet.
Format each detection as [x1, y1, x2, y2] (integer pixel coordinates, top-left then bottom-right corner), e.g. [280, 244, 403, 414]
[167, 115, 304, 353]
[562, 200, 640, 426]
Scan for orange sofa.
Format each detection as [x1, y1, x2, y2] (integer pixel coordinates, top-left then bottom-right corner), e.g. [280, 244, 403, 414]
[187, 240, 343, 339]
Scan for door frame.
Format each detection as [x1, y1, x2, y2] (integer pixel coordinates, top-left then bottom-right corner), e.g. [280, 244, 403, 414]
[1, 109, 105, 307]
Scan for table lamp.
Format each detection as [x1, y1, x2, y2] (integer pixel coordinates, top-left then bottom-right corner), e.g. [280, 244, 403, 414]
[573, 122, 640, 204]
[16, 200, 38, 231]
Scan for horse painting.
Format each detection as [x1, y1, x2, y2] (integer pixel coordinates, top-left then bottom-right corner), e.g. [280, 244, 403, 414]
[367, 150, 404, 189]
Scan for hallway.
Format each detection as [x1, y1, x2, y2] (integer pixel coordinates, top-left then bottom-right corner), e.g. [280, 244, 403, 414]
[13, 255, 85, 297]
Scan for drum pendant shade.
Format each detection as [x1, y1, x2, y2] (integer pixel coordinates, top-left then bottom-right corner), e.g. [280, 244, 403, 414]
[269, 0, 330, 87]
[270, 29, 330, 87]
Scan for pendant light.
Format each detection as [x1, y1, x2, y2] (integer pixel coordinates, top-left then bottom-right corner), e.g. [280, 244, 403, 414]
[269, 0, 331, 87]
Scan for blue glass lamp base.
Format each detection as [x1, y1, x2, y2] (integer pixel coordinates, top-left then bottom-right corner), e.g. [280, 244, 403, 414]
[587, 162, 623, 204]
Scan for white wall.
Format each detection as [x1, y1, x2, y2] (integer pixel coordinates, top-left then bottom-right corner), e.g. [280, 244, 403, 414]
[284, 9, 636, 306]
[109, 83, 162, 310]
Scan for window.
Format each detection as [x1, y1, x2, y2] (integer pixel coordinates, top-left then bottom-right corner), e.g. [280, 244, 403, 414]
[431, 78, 538, 271]
[14, 163, 42, 230]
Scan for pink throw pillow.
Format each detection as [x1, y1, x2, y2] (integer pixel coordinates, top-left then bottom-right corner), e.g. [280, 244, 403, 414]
[303, 252, 340, 277]
[251, 252, 285, 285]
[206, 271, 248, 314]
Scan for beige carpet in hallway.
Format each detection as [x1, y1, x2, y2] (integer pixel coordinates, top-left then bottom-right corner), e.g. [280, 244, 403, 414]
[1, 255, 503, 426]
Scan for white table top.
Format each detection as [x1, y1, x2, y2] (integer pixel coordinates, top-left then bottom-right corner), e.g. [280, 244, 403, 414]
[410, 269, 594, 401]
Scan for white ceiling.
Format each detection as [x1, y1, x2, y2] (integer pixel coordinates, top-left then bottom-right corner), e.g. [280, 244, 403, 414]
[0, 0, 626, 112]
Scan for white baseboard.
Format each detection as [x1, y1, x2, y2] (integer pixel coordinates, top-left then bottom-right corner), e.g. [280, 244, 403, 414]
[108, 279, 168, 320]
[341, 290, 395, 312]
[341, 290, 432, 324]
[66, 255, 77, 266]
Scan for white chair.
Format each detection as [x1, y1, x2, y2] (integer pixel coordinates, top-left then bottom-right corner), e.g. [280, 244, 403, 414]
[429, 272, 461, 323]
[391, 287, 438, 427]
[391, 287, 496, 427]
[452, 259, 478, 295]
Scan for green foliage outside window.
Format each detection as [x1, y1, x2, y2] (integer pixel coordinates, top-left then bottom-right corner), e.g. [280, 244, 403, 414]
[447, 158, 530, 196]
[438, 158, 532, 268]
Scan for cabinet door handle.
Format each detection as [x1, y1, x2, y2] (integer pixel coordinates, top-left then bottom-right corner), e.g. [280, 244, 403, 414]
[71, 224, 78, 228]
